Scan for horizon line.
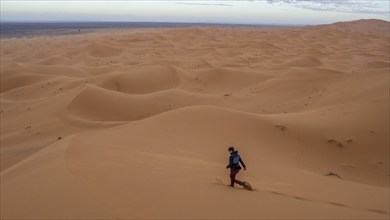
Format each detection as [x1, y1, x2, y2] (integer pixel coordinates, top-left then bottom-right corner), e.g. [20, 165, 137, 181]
[1, 18, 387, 25]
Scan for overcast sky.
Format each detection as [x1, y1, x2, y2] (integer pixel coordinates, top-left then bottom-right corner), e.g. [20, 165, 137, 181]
[1, 0, 389, 25]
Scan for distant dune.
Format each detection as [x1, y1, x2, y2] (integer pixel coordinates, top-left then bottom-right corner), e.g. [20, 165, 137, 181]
[1, 19, 389, 219]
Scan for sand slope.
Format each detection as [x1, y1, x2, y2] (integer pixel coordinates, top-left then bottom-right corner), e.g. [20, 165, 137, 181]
[1, 19, 389, 219]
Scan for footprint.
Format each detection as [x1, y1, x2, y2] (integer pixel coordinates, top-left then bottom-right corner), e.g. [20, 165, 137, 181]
[367, 209, 389, 214]
[275, 125, 287, 131]
[215, 178, 225, 185]
[293, 196, 307, 201]
[329, 202, 348, 207]
[271, 191, 285, 196]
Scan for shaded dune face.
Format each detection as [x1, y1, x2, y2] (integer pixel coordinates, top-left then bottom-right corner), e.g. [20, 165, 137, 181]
[0, 20, 389, 219]
[97, 64, 181, 94]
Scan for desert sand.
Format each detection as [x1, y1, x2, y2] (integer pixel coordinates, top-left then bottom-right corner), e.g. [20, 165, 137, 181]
[1, 19, 389, 219]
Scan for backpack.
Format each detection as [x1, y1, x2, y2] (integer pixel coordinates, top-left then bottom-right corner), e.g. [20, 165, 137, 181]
[232, 154, 240, 165]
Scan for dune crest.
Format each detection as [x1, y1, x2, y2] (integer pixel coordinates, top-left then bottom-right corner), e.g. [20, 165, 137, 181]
[1, 20, 389, 219]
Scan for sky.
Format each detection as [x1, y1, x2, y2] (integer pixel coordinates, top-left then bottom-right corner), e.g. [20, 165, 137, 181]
[0, 0, 389, 25]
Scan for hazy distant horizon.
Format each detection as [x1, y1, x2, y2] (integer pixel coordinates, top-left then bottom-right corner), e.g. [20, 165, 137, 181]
[0, 21, 297, 39]
[1, 1, 389, 26]
[0, 20, 306, 26]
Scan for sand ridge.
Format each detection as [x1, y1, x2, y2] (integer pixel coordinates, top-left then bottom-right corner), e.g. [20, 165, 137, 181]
[1, 19, 389, 219]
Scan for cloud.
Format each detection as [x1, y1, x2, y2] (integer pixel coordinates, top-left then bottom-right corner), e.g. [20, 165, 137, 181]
[175, 2, 233, 7]
[265, 0, 389, 14]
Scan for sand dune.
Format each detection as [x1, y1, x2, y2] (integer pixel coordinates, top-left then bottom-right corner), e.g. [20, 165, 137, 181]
[97, 64, 180, 94]
[1, 19, 389, 219]
[316, 19, 390, 35]
[281, 55, 324, 67]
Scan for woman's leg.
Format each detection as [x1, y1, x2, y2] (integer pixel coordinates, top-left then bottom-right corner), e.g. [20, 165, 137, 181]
[230, 169, 242, 186]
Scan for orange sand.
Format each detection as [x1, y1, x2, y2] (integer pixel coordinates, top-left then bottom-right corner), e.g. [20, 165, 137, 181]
[1, 19, 389, 219]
